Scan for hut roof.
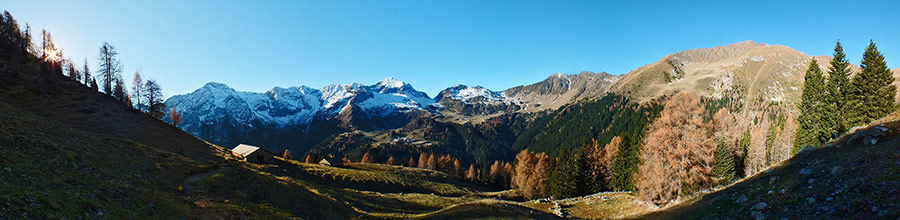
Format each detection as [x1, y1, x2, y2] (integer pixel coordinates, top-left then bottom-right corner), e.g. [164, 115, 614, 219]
[232, 144, 261, 157]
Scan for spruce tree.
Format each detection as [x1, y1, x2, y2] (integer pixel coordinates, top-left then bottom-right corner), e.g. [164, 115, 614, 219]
[794, 59, 827, 153]
[713, 142, 736, 184]
[736, 129, 751, 177]
[848, 40, 897, 127]
[548, 146, 576, 199]
[825, 40, 852, 135]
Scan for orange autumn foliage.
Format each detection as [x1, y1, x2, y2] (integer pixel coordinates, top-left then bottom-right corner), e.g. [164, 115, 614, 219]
[636, 92, 716, 206]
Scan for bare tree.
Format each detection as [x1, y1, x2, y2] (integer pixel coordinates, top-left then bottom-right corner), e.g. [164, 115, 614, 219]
[143, 79, 164, 119]
[132, 70, 144, 111]
[82, 59, 91, 86]
[65, 59, 78, 81]
[98, 42, 123, 95]
[40, 29, 56, 61]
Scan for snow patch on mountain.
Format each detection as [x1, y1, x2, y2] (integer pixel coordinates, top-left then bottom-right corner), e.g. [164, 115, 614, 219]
[446, 85, 510, 104]
[167, 78, 437, 129]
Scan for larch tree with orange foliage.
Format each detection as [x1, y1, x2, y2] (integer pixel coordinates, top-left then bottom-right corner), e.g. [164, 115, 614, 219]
[587, 136, 621, 187]
[169, 106, 182, 127]
[466, 164, 477, 181]
[305, 154, 314, 163]
[426, 154, 437, 170]
[512, 149, 548, 199]
[524, 153, 549, 199]
[418, 153, 428, 169]
[512, 150, 534, 191]
[489, 161, 504, 186]
[408, 157, 416, 168]
[452, 159, 462, 177]
[438, 155, 452, 173]
[361, 152, 375, 164]
[282, 149, 292, 160]
[636, 91, 716, 206]
[386, 157, 395, 165]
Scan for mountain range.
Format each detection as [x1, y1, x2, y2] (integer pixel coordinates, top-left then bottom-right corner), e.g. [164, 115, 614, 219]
[165, 40, 900, 164]
[164, 71, 618, 153]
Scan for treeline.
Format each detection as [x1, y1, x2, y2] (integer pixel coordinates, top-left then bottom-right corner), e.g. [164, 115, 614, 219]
[297, 151, 517, 189]
[308, 112, 535, 173]
[512, 94, 663, 199]
[0, 11, 182, 124]
[795, 40, 896, 151]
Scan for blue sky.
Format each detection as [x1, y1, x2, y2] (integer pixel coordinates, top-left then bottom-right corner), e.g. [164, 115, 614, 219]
[6, 0, 900, 98]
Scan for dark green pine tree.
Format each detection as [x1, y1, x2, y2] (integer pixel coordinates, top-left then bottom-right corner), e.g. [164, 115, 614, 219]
[848, 40, 897, 127]
[735, 129, 751, 177]
[548, 146, 577, 199]
[825, 40, 852, 135]
[794, 58, 827, 153]
[712, 142, 736, 184]
[572, 147, 592, 196]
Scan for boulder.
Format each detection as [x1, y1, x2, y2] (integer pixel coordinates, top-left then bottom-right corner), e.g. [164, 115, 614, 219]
[751, 202, 768, 210]
[831, 166, 844, 175]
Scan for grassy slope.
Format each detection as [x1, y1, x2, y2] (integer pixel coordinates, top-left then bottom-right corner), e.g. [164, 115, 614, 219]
[634, 117, 900, 219]
[0, 58, 554, 219]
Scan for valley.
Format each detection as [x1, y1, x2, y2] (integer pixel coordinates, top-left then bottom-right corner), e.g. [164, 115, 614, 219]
[2, 6, 900, 219]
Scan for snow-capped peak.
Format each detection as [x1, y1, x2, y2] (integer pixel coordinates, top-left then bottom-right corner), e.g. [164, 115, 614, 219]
[377, 77, 405, 88]
[438, 84, 511, 104]
[201, 82, 235, 92]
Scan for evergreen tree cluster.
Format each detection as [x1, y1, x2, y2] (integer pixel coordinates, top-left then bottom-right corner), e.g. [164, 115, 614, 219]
[795, 40, 896, 153]
[516, 94, 662, 198]
[848, 41, 897, 126]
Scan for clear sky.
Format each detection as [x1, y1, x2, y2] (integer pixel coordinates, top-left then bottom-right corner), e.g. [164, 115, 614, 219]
[6, 0, 900, 98]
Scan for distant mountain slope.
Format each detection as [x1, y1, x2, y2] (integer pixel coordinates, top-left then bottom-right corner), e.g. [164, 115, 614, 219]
[894, 68, 900, 103]
[609, 40, 857, 104]
[504, 71, 620, 112]
[433, 84, 523, 117]
[166, 77, 436, 131]
[164, 77, 439, 151]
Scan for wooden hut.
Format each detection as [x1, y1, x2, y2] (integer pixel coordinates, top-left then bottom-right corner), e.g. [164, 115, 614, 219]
[232, 144, 274, 164]
[319, 157, 344, 167]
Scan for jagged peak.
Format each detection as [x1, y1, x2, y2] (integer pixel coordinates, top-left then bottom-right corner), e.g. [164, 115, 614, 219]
[202, 81, 230, 89]
[199, 82, 235, 92]
[376, 77, 406, 88]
